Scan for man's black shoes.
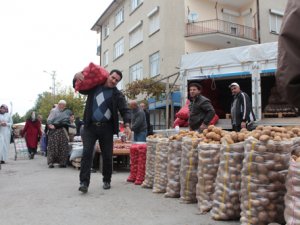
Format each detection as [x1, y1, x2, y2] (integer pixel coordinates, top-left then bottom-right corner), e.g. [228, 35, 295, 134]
[103, 182, 111, 190]
[79, 184, 88, 193]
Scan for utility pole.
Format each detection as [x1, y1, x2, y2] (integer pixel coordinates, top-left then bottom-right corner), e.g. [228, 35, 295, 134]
[44, 70, 56, 102]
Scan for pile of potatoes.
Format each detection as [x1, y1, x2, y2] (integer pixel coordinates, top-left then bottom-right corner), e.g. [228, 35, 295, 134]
[152, 138, 169, 193]
[164, 140, 182, 198]
[169, 130, 202, 141]
[247, 126, 300, 142]
[180, 137, 201, 203]
[211, 140, 245, 220]
[240, 136, 293, 225]
[196, 143, 220, 213]
[142, 137, 160, 188]
[199, 125, 228, 144]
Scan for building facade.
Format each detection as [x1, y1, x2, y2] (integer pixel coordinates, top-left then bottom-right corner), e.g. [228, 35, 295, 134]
[91, 0, 287, 129]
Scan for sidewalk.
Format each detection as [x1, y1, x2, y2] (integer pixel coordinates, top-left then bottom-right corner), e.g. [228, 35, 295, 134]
[0, 144, 240, 225]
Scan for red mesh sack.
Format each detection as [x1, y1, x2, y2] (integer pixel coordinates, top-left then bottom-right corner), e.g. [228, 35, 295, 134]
[209, 114, 219, 125]
[75, 62, 109, 91]
[175, 100, 190, 120]
[173, 118, 188, 128]
[135, 144, 147, 185]
[127, 144, 139, 182]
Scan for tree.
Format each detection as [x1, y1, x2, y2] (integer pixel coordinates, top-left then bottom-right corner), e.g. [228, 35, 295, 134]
[123, 78, 166, 100]
[12, 113, 24, 123]
[23, 86, 86, 124]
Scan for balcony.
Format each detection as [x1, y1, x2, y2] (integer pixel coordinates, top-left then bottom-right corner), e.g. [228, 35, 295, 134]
[185, 19, 258, 47]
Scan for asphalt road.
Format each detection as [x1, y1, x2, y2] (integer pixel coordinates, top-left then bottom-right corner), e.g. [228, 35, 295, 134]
[0, 144, 241, 225]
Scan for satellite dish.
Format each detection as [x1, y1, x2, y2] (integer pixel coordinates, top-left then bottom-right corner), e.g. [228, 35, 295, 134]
[188, 12, 199, 22]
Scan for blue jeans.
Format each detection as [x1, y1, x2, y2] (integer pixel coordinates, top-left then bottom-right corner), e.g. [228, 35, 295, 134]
[134, 131, 147, 142]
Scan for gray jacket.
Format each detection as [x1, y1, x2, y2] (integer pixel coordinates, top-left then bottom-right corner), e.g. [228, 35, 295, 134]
[188, 95, 215, 131]
[131, 107, 147, 133]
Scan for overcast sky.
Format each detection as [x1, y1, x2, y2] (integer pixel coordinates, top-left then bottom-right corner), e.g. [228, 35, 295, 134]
[0, 0, 111, 116]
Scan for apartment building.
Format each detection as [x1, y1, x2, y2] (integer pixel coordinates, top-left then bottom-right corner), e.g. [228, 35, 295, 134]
[91, 0, 287, 129]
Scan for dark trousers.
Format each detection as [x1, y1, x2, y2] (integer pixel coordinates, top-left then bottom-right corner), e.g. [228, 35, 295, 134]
[80, 123, 113, 186]
[232, 124, 241, 132]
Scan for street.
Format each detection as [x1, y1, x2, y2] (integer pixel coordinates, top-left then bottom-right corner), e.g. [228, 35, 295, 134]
[0, 144, 240, 225]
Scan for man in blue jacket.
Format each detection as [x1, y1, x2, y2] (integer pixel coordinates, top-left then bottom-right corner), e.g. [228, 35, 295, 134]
[73, 69, 131, 193]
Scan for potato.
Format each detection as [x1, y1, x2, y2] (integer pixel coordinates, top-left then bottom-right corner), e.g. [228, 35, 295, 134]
[259, 135, 269, 142]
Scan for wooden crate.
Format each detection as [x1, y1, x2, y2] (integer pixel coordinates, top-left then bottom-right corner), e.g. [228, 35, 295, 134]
[262, 112, 297, 118]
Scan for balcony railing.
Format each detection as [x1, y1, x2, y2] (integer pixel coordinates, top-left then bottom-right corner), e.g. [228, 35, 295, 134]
[186, 19, 257, 41]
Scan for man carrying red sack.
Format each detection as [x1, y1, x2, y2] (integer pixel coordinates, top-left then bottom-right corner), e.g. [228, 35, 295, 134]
[73, 69, 131, 193]
[188, 83, 215, 132]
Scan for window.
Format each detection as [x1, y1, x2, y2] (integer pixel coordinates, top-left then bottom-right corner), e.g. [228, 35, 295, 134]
[129, 21, 143, 49]
[114, 38, 124, 60]
[103, 50, 109, 66]
[115, 7, 124, 28]
[149, 12, 159, 35]
[103, 24, 109, 39]
[269, 10, 283, 34]
[129, 61, 143, 82]
[131, 0, 143, 12]
[149, 52, 160, 77]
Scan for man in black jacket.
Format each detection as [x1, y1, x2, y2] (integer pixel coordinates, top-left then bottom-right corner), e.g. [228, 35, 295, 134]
[188, 83, 215, 131]
[229, 82, 253, 131]
[73, 69, 131, 193]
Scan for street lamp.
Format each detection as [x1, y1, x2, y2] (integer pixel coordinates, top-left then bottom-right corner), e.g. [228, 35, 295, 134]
[43, 70, 56, 96]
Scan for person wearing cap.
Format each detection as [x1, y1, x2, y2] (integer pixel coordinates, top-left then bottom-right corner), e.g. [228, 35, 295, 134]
[47, 99, 73, 168]
[73, 69, 131, 192]
[0, 104, 13, 164]
[188, 83, 215, 132]
[229, 82, 254, 131]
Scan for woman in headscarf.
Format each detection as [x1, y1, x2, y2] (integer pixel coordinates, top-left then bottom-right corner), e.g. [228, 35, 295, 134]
[21, 111, 42, 159]
[47, 100, 73, 168]
[0, 104, 13, 164]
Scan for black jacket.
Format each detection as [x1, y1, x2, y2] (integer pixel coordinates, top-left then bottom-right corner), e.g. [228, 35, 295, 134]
[73, 80, 131, 134]
[230, 91, 253, 126]
[188, 95, 215, 131]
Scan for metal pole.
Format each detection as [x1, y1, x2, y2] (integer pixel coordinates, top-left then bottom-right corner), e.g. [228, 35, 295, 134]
[165, 77, 170, 129]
